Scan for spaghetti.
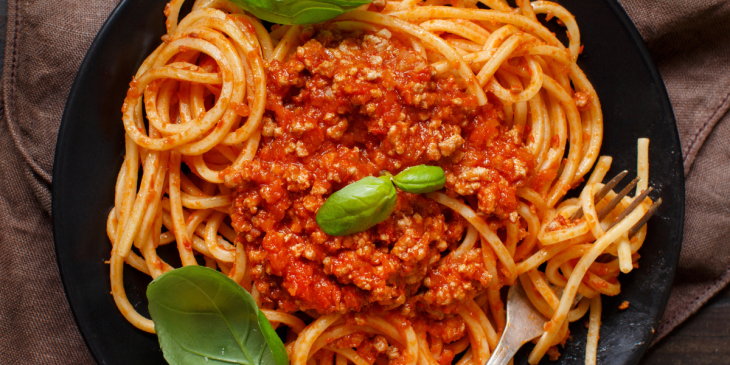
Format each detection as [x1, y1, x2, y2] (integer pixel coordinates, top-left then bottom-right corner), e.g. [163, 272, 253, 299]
[107, 0, 654, 364]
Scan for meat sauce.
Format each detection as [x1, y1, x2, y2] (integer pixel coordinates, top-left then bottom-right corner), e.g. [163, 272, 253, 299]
[227, 28, 534, 323]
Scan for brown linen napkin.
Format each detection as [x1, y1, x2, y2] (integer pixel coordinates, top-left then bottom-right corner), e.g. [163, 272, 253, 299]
[0, 1, 118, 363]
[0, 0, 728, 363]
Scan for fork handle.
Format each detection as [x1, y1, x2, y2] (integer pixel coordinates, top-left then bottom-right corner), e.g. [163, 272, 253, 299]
[485, 329, 522, 365]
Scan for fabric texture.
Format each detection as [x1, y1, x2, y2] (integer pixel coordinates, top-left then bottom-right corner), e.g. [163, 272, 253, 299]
[0, 0, 728, 363]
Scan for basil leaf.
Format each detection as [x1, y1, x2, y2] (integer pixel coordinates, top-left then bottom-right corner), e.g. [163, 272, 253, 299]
[393, 165, 446, 194]
[229, 0, 372, 25]
[316, 176, 397, 236]
[147, 266, 288, 365]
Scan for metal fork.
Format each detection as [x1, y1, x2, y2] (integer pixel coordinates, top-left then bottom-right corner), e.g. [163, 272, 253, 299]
[485, 172, 662, 365]
[485, 282, 547, 365]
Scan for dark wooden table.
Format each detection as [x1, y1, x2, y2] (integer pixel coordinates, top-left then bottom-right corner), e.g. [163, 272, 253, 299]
[642, 285, 730, 364]
[0, 1, 726, 364]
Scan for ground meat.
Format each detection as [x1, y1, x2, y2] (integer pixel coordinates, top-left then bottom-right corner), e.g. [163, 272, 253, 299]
[425, 316, 467, 343]
[333, 332, 367, 349]
[442, 112, 534, 217]
[226, 27, 534, 315]
[422, 249, 492, 313]
[332, 333, 390, 363]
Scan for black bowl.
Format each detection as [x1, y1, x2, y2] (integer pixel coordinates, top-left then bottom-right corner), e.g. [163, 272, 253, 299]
[52, 0, 684, 364]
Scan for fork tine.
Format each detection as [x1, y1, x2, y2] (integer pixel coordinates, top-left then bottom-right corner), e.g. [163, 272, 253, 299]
[628, 198, 662, 238]
[606, 186, 654, 230]
[570, 170, 628, 220]
[597, 176, 640, 220]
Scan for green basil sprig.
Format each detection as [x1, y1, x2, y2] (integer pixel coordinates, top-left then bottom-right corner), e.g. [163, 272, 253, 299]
[393, 165, 445, 194]
[229, 0, 372, 25]
[147, 266, 288, 365]
[316, 176, 396, 236]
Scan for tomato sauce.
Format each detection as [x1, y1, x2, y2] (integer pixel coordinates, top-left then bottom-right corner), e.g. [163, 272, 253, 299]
[227, 28, 534, 317]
